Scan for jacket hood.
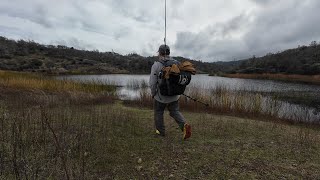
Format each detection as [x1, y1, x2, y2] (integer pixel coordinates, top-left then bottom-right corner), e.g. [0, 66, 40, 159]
[158, 56, 172, 63]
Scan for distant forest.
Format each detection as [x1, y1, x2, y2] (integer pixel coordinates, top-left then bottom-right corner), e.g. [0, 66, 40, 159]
[0, 36, 319, 75]
[0, 36, 220, 74]
[222, 41, 320, 75]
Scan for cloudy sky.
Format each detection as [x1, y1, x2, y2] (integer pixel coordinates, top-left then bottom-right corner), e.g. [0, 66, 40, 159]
[0, 0, 319, 61]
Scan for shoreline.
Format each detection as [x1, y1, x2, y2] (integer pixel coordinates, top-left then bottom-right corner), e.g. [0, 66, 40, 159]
[220, 73, 320, 85]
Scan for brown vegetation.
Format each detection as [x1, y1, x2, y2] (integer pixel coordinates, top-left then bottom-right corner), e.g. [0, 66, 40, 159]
[1, 71, 320, 179]
[0, 70, 116, 93]
[224, 73, 320, 85]
[124, 81, 319, 125]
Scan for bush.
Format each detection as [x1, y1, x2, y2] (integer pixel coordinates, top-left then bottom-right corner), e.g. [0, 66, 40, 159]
[30, 59, 43, 68]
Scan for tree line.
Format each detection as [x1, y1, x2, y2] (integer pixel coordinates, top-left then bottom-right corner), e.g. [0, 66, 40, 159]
[1, 36, 319, 75]
[226, 41, 320, 75]
[0, 36, 221, 74]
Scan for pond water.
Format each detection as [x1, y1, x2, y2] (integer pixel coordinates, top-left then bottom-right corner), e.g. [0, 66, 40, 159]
[57, 74, 320, 123]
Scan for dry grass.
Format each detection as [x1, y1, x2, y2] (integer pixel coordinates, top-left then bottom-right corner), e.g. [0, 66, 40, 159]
[1, 71, 320, 179]
[125, 83, 318, 124]
[0, 70, 116, 94]
[1, 89, 320, 179]
[224, 73, 320, 85]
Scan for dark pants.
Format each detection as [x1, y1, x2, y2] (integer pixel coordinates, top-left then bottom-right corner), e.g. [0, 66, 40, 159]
[154, 100, 186, 135]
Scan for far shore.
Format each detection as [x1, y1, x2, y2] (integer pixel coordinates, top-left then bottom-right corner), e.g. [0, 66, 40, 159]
[218, 73, 320, 85]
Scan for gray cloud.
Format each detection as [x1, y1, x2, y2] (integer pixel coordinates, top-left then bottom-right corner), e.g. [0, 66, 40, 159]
[0, 4, 52, 28]
[250, 0, 277, 6]
[174, 13, 251, 61]
[53, 38, 95, 50]
[243, 0, 320, 57]
[0, 0, 319, 61]
[0, 25, 35, 40]
[174, 0, 320, 61]
[113, 27, 130, 41]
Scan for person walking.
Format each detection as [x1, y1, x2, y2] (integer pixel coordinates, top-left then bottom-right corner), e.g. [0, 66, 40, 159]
[149, 44, 191, 140]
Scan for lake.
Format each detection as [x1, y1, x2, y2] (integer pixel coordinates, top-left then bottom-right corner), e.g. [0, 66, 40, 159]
[57, 74, 320, 123]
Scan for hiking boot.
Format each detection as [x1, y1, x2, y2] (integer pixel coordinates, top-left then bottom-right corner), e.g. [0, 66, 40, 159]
[155, 130, 165, 137]
[183, 123, 191, 140]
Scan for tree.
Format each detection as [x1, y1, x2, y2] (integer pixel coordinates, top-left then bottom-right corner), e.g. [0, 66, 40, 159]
[310, 41, 317, 47]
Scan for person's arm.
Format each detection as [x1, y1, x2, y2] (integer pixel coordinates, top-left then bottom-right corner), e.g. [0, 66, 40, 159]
[149, 62, 159, 97]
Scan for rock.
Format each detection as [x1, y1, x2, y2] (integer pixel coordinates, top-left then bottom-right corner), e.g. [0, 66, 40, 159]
[84, 152, 89, 157]
[136, 166, 143, 171]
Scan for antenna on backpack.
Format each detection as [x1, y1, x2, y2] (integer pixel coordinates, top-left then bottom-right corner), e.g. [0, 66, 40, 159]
[164, 0, 167, 46]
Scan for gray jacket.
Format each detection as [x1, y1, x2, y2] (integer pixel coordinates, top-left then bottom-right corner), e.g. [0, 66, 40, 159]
[149, 56, 180, 103]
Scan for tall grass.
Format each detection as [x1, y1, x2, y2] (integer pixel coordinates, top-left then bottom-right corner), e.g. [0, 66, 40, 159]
[0, 94, 142, 179]
[125, 80, 319, 124]
[126, 79, 148, 90]
[225, 73, 320, 85]
[186, 85, 319, 123]
[1, 89, 320, 179]
[0, 70, 116, 94]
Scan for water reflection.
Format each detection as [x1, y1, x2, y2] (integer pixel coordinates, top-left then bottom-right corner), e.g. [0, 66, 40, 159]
[117, 87, 150, 100]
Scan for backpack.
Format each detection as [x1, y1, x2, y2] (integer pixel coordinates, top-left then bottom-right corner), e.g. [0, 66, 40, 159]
[158, 60, 193, 96]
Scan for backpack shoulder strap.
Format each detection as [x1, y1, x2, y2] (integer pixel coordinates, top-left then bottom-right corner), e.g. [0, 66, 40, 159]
[157, 60, 165, 66]
[157, 60, 170, 68]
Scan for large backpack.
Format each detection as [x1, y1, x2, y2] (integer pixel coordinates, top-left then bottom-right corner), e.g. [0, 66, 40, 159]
[158, 60, 193, 96]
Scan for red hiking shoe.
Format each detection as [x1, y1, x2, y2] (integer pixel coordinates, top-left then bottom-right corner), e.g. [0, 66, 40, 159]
[183, 123, 191, 140]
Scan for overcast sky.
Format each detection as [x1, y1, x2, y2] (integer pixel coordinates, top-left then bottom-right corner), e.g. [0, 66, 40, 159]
[0, 0, 320, 61]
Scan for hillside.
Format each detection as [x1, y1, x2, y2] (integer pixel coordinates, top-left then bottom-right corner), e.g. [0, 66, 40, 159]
[2, 36, 320, 76]
[222, 41, 320, 75]
[0, 36, 221, 75]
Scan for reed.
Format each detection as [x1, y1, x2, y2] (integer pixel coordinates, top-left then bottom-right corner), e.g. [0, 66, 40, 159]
[126, 79, 148, 89]
[224, 73, 320, 85]
[0, 70, 116, 94]
[129, 83, 319, 124]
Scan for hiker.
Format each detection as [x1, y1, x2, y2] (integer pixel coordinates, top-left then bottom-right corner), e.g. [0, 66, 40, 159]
[149, 44, 191, 140]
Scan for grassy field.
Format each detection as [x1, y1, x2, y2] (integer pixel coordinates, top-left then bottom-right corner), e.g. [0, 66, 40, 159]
[1, 71, 320, 179]
[0, 70, 116, 93]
